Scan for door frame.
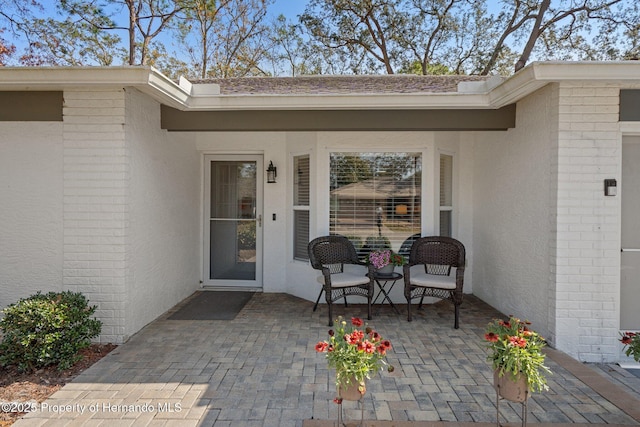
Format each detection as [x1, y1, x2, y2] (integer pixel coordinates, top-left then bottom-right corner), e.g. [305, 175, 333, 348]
[620, 134, 640, 331]
[203, 154, 264, 290]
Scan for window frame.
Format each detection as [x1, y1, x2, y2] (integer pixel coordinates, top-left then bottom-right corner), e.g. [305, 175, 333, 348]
[292, 153, 311, 261]
[327, 150, 426, 253]
[437, 150, 455, 237]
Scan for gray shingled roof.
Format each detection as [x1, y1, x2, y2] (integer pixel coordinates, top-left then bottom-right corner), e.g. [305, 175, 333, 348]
[193, 75, 489, 95]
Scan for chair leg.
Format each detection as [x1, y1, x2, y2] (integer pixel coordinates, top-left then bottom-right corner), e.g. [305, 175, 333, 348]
[313, 288, 324, 312]
[327, 289, 334, 327]
[454, 303, 459, 329]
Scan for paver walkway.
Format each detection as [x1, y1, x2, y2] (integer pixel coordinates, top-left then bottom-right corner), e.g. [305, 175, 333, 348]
[13, 293, 640, 426]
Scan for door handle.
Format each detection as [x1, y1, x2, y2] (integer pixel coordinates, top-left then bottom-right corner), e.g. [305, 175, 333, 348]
[621, 248, 640, 252]
[257, 214, 262, 227]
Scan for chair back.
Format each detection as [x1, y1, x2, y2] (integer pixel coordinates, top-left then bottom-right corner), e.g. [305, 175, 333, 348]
[409, 236, 465, 275]
[308, 235, 360, 272]
[398, 233, 421, 257]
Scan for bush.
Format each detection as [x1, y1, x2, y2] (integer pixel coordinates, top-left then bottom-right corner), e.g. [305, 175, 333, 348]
[0, 291, 102, 371]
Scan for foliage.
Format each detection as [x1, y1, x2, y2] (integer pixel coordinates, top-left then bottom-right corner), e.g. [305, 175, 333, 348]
[237, 221, 256, 249]
[0, 0, 638, 74]
[315, 316, 393, 395]
[363, 235, 391, 251]
[175, 0, 274, 79]
[0, 291, 102, 372]
[484, 316, 551, 393]
[620, 331, 640, 362]
[368, 249, 406, 269]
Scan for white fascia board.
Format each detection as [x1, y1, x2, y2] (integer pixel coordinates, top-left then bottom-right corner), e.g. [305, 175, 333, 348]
[0, 66, 155, 88]
[183, 93, 493, 111]
[488, 61, 640, 106]
[0, 66, 191, 109]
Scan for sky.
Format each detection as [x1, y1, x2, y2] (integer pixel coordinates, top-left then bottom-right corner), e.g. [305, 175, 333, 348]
[269, 0, 308, 20]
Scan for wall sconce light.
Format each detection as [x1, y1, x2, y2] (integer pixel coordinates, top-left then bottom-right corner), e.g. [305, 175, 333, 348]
[267, 161, 277, 183]
[604, 178, 617, 196]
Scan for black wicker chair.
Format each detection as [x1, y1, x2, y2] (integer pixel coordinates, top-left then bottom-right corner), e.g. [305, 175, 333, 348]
[398, 233, 421, 257]
[308, 235, 375, 326]
[403, 236, 466, 328]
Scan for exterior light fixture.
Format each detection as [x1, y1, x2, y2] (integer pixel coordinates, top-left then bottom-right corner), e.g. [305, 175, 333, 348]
[267, 161, 277, 183]
[604, 178, 617, 196]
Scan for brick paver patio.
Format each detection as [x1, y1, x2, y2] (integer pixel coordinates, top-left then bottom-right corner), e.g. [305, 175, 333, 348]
[12, 293, 640, 426]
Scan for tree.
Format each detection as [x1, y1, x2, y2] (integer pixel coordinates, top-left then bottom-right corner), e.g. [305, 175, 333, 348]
[59, 0, 188, 66]
[396, 0, 477, 75]
[19, 17, 124, 66]
[0, 31, 16, 65]
[266, 15, 314, 76]
[175, 0, 272, 78]
[301, 0, 405, 74]
[478, 0, 633, 74]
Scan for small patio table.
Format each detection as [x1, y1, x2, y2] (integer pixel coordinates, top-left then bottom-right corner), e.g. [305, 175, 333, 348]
[371, 271, 402, 314]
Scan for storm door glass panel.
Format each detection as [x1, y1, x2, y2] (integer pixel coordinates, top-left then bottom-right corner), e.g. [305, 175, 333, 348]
[210, 161, 256, 280]
[329, 153, 421, 260]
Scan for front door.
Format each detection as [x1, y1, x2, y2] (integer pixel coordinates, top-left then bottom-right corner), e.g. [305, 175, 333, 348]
[204, 155, 263, 289]
[621, 137, 640, 330]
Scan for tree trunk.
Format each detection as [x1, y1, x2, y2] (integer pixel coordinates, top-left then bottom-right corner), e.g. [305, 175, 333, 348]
[126, 0, 136, 65]
[514, 0, 549, 72]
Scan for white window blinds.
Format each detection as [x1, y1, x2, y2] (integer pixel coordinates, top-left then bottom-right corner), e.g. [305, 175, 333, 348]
[329, 153, 421, 258]
[293, 155, 310, 260]
[439, 154, 453, 237]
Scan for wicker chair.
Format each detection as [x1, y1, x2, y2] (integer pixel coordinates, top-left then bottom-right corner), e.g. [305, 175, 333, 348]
[398, 233, 421, 257]
[308, 235, 375, 326]
[403, 236, 466, 328]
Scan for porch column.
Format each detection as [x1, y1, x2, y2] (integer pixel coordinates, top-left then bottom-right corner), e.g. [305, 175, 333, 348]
[63, 89, 128, 344]
[553, 83, 620, 362]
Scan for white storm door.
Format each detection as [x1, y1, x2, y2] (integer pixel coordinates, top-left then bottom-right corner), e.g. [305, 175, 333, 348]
[204, 155, 263, 289]
[621, 137, 640, 330]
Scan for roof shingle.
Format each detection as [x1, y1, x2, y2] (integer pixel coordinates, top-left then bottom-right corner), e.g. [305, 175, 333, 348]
[193, 75, 490, 95]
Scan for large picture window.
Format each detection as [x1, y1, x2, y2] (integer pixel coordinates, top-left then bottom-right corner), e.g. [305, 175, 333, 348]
[329, 153, 421, 259]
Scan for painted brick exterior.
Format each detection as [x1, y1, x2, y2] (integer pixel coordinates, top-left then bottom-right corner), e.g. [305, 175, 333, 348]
[553, 83, 621, 362]
[63, 90, 128, 344]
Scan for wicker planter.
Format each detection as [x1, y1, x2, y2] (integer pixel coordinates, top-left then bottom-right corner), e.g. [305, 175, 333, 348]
[493, 370, 529, 403]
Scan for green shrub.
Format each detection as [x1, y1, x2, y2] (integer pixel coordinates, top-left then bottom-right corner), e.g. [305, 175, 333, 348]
[237, 221, 256, 249]
[0, 291, 102, 372]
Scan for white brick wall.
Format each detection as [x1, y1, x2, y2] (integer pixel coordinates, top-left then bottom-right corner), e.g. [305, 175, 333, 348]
[0, 123, 64, 305]
[63, 90, 128, 344]
[553, 83, 621, 362]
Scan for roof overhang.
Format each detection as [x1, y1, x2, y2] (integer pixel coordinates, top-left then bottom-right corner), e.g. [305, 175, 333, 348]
[0, 62, 639, 112]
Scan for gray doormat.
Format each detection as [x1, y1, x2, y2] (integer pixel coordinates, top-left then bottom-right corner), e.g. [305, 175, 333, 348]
[168, 291, 254, 320]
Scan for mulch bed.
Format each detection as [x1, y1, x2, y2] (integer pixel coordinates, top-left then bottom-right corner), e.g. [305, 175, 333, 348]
[0, 344, 117, 426]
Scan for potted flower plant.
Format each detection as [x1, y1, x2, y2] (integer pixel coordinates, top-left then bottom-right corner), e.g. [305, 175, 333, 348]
[484, 316, 551, 401]
[368, 249, 405, 275]
[620, 331, 640, 362]
[315, 316, 394, 401]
